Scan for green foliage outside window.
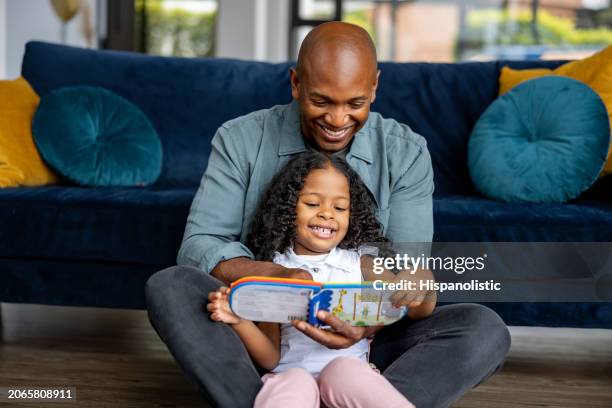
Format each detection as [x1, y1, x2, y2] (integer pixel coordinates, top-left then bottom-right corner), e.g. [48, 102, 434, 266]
[135, 0, 216, 57]
[343, 9, 377, 44]
[467, 9, 612, 46]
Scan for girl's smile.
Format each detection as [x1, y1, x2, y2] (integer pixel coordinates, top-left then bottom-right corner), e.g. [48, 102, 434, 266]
[308, 224, 337, 239]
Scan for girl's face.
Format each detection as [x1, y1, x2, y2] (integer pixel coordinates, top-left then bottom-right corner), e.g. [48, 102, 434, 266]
[294, 165, 350, 255]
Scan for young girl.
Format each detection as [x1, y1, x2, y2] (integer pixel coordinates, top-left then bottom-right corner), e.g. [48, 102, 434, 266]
[207, 151, 416, 408]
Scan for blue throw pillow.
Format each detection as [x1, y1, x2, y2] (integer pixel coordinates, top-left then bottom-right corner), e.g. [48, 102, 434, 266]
[468, 76, 610, 203]
[33, 86, 162, 187]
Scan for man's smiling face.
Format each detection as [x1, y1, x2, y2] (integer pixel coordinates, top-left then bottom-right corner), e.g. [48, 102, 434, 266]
[291, 36, 379, 153]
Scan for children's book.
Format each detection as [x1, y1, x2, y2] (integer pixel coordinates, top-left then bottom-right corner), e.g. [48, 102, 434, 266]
[228, 277, 407, 327]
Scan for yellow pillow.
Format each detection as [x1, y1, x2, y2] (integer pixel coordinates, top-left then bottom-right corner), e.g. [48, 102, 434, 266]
[499, 46, 612, 177]
[0, 77, 59, 187]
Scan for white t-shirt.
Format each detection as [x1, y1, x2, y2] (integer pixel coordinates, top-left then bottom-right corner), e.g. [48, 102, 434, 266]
[271, 247, 369, 377]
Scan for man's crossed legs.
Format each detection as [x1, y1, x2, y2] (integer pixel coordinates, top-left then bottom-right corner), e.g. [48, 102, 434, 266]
[145, 265, 511, 408]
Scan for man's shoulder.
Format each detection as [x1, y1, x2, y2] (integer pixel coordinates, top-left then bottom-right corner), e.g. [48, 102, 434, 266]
[211, 103, 291, 156]
[368, 111, 428, 151]
[366, 112, 430, 176]
[219, 103, 290, 135]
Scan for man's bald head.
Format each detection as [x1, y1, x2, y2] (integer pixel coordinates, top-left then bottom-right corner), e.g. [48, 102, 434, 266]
[296, 22, 378, 81]
[290, 22, 380, 153]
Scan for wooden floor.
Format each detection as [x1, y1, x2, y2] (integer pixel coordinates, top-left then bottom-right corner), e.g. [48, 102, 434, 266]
[0, 303, 611, 408]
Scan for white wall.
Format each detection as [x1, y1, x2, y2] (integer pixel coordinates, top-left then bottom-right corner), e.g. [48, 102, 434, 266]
[265, 0, 290, 62]
[0, 0, 6, 79]
[216, 0, 289, 62]
[583, 0, 609, 9]
[3, 0, 97, 79]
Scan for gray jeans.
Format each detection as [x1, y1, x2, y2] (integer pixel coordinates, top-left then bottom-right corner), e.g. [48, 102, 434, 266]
[145, 265, 511, 408]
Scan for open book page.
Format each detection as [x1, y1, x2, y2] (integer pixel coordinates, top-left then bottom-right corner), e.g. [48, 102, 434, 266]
[313, 286, 406, 326]
[230, 284, 314, 323]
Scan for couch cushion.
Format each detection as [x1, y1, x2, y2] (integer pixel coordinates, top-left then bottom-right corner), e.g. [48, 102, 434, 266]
[21, 41, 569, 194]
[468, 76, 610, 203]
[0, 77, 59, 187]
[0, 186, 194, 265]
[498, 46, 612, 177]
[434, 195, 612, 242]
[33, 86, 162, 187]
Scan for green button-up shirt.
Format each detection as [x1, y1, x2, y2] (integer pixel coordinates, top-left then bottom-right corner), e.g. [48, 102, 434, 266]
[178, 100, 434, 273]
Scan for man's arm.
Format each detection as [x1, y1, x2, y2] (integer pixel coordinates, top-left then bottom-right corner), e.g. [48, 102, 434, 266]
[211, 257, 312, 285]
[386, 137, 434, 247]
[177, 125, 254, 274]
[178, 125, 310, 285]
[386, 136, 437, 318]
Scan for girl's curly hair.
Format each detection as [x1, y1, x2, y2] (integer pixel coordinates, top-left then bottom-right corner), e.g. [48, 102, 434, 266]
[246, 151, 387, 261]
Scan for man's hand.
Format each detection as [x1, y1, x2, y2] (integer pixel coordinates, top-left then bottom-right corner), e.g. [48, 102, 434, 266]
[361, 254, 437, 318]
[389, 268, 434, 307]
[389, 268, 437, 319]
[292, 310, 382, 349]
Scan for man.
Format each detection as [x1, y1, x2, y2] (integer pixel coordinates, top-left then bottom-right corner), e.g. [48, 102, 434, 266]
[146, 22, 510, 408]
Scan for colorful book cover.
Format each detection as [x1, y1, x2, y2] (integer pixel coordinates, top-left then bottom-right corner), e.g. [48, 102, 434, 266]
[228, 277, 407, 327]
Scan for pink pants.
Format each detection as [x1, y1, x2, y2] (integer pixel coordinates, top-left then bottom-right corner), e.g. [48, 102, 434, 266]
[253, 357, 415, 408]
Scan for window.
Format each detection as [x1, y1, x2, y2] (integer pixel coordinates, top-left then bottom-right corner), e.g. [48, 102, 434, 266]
[105, 0, 217, 57]
[290, 0, 612, 61]
[136, 0, 217, 57]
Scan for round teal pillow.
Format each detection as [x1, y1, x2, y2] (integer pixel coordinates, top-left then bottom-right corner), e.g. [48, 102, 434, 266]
[468, 76, 610, 203]
[33, 86, 162, 187]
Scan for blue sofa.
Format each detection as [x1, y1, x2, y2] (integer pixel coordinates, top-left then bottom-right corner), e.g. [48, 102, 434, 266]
[1, 41, 611, 327]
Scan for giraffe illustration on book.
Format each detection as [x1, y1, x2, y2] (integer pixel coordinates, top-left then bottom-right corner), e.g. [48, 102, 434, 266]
[332, 289, 347, 316]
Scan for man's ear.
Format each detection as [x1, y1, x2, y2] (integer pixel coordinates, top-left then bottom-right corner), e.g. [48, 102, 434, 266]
[290, 68, 300, 100]
[370, 69, 381, 104]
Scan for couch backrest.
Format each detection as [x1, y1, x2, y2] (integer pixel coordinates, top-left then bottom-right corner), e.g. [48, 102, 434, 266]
[22, 41, 564, 193]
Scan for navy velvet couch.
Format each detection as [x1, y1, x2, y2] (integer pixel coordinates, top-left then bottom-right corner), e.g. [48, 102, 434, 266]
[1, 41, 611, 328]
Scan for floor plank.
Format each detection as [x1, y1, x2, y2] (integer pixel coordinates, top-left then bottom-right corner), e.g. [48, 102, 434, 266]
[0, 303, 611, 407]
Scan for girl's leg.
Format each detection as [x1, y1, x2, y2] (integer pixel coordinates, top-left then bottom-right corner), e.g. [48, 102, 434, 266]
[254, 368, 320, 408]
[318, 357, 415, 408]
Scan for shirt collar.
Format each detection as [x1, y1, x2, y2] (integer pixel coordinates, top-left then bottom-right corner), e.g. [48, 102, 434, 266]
[279, 100, 307, 156]
[279, 100, 373, 164]
[279, 246, 354, 274]
[347, 120, 373, 164]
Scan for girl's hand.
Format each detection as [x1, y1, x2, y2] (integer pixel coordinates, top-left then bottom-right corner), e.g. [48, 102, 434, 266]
[207, 287, 241, 324]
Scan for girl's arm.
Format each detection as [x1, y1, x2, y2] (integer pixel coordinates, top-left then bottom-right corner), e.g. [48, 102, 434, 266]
[207, 288, 281, 371]
[228, 320, 280, 371]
